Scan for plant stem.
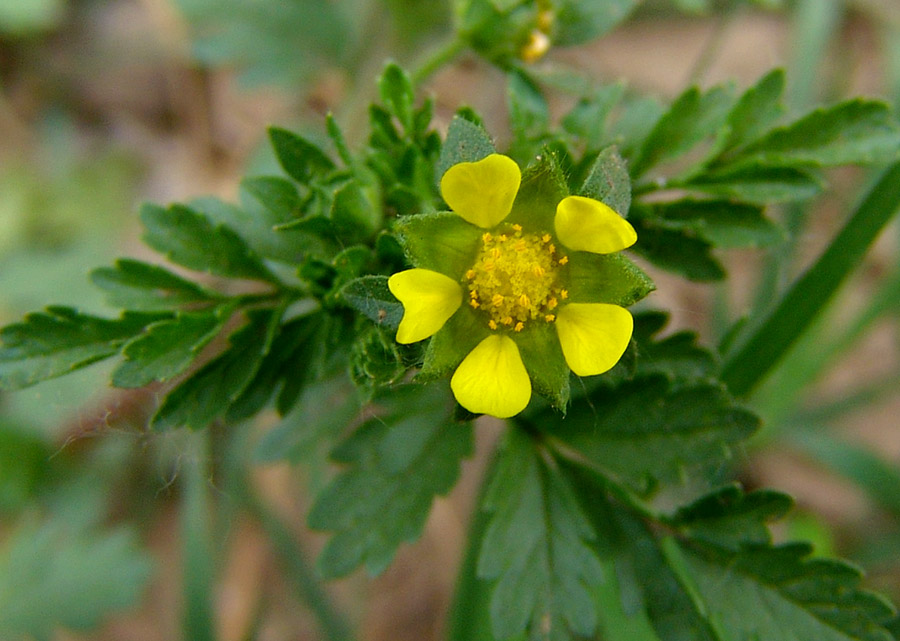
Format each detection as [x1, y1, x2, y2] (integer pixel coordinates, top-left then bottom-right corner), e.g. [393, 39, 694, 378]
[410, 36, 466, 87]
[182, 431, 217, 641]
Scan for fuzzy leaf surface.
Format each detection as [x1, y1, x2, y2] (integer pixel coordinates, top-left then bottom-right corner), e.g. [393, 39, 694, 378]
[530, 375, 758, 495]
[478, 429, 605, 641]
[0, 308, 160, 390]
[90, 259, 221, 311]
[308, 383, 472, 578]
[140, 203, 276, 282]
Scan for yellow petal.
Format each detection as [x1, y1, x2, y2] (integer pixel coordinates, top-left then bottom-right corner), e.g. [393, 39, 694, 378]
[440, 154, 521, 228]
[554, 196, 637, 254]
[556, 303, 633, 376]
[388, 269, 462, 344]
[451, 334, 531, 418]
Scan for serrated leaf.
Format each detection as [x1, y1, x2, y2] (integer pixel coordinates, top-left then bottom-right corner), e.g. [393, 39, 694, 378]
[579, 146, 631, 216]
[636, 200, 783, 248]
[0, 308, 161, 390]
[668, 541, 896, 641]
[308, 383, 472, 578]
[438, 115, 495, 180]
[268, 127, 335, 183]
[529, 376, 758, 495]
[151, 307, 281, 430]
[111, 308, 233, 388]
[683, 164, 823, 204]
[340, 275, 403, 330]
[632, 311, 717, 381]
[719, 68, 786, 153]
[671, 485, 793, 550]
[478, 429, 605, 640]
[631, 85, 735, 178]
[140, 203, 276, 282]
[724, 100, 900, 168]
[330, 180, 380, 241]
[90, 259, 221, 311]
[226, 311, 330, 421]
[0, 519, 152, 639]
[378, 62, 415, 131]
[610, 96, 665, 160]
[629, 217, 725, 282]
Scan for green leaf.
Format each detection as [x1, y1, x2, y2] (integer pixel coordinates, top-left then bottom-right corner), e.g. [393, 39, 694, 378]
[721, 160, 900, 395]
[561, 83, 625, 152]
[478, 429, 605, 640]
[0, 308, 160, 390]
[151, 307, 281, 430]
[553, 0, 640, 46]
[268, 127, 335, 183]
[90, 259, 221, 311]
[0, 424, 52, 513]
[631, 85, 735, 178]
[437, 115, 495, 180]
[682, 164, 823, 204]
[349, 326, 405, 394]
[631, 311, 717, 382]
[140, 203, 277, 282]
[579, 146, 631, 216]
[378, 62, 415, 131]
[629, 217, 725, 282]
[330, 180, 381, 241]
[724, 100, 900, 168]
[668, 541, 896, 641]
[671, 485, 793, 551]
[719, 68, 786, 153]
[111, 308, 232, 388]
[226, 311, 330, 421]
[530, 376, 758, 495]
[254, 375, 360, 464]
[507, 68, 550, 161]
[636, 200, 783, 248]
[308, 383, 472, 578]
[0, 519, 152, 639]
[339, 275, 404, 330]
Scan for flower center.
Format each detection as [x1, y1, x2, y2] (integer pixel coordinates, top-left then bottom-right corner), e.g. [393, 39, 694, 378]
[465, 224, 568, 332]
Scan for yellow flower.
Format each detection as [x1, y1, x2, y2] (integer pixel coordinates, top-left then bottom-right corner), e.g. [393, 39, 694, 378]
[388, 154, 640, 418]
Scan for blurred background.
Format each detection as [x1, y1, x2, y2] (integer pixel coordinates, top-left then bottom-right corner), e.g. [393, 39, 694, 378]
[1, 0, 900, 639]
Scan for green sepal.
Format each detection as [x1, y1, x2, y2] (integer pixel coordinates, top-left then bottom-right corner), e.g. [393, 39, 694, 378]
[566, 253, 655, 306]
[506, 152, 569, 233]
[393, 211, 482, 277]
[516, 321, 570, 411]
[418, 306, 488, 382]
[579, 145, 631, 216]
[437, 115, 495, 180]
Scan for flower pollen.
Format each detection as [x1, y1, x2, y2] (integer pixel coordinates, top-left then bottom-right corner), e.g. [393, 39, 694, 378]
[466, 225, 565, 330]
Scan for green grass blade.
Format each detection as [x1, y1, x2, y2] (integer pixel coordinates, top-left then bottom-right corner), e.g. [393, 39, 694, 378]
[721, 160, 900, 396]
[789, 430, 900, 518]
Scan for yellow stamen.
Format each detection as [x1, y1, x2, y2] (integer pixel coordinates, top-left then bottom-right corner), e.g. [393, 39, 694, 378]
[492, 294, 505, 307]
[466, 269, 476, 280]
[482, 232, 492, 243]
[514, 322, 524, 332]
[559, 255, 569, 265]
[542, 234, 551, 243]
[547, 298, 557, 309]
[470, 299, 480, 309]
[512, 224, 522, 231]
[519, 294, 530, 308]
[549, 244, 556, 254]
[489, 319, 498, 330]
[533, 265, 545, 277]
[502, 316, 513, 326]
[545, 314, 555, 322]
[561, 289, 568, 299]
